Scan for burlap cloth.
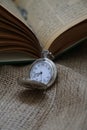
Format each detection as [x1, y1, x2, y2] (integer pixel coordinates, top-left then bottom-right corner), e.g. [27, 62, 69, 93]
[0, 41, 87, 130]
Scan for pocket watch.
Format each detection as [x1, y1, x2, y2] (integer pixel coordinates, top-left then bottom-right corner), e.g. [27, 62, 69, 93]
[18, 50, 57, 90]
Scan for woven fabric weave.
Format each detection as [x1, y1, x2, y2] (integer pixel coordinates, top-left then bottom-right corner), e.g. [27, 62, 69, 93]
[0, 41, 87, 130]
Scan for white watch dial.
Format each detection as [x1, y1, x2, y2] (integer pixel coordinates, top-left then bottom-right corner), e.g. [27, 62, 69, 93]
[29, 60, 53, 85]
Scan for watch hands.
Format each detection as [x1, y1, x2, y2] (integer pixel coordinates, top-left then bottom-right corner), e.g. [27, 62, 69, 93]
[33, 72, 42, 78]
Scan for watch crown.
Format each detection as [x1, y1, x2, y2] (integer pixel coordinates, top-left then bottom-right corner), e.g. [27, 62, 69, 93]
[41, 50, 54, 59]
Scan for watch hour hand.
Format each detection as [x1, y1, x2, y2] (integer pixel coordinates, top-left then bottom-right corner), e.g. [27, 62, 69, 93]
[33, 72, 42, 78]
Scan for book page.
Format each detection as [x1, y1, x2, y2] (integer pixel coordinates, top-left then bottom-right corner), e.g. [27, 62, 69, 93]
[0, 0, 42, 60]
[0, 0, 29, 28]
[15, 0, 87, 49]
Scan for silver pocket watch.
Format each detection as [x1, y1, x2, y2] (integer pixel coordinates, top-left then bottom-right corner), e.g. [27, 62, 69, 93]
[18, 50, 57, 90]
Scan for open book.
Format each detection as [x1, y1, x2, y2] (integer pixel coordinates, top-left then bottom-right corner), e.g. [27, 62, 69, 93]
[0, 0, 87, 64]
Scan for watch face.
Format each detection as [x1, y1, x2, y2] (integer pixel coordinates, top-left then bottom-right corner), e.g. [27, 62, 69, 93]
[29, 59, 53, 85]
